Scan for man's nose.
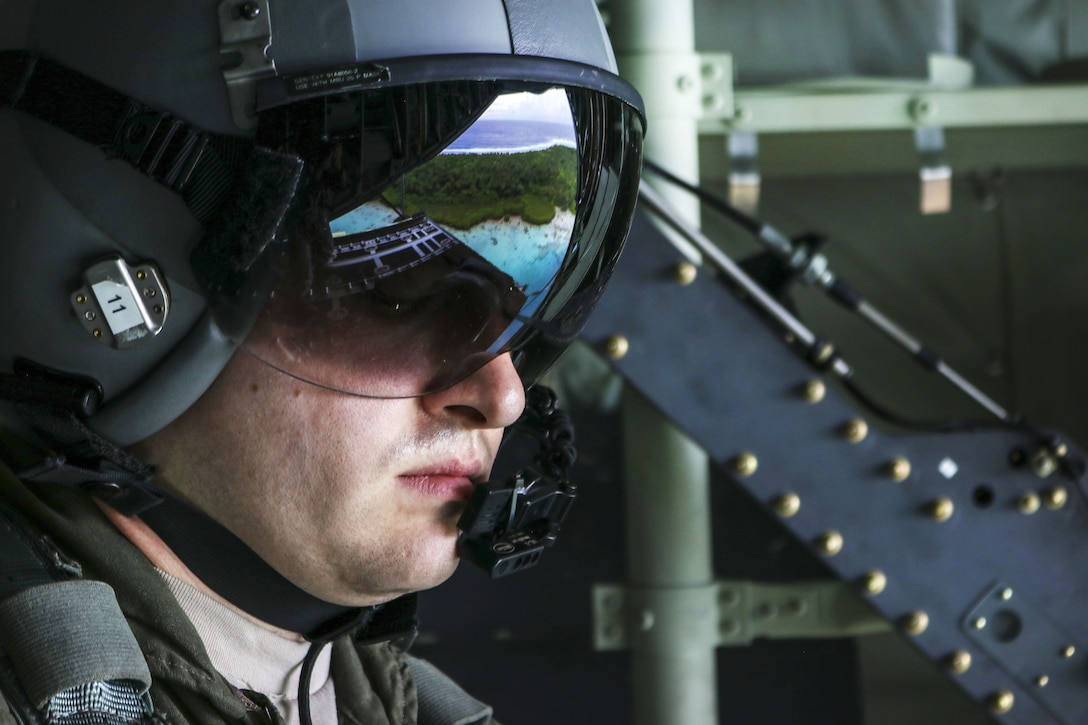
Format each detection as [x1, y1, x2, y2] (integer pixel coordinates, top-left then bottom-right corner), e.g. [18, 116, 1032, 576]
[421, 353, 526, 428]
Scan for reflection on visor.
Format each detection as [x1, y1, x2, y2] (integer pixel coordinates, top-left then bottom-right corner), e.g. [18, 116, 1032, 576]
[248, 81, 643, 398]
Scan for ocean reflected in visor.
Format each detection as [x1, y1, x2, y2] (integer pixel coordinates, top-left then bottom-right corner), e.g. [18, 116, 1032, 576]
[246, 88, 581, 398]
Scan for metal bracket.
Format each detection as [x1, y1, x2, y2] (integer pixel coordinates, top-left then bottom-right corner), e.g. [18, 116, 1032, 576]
[218, 0, 276, 130]
[593, 579, 888, 652]
[70, 256, 170, 349]
[963, 583, 1088, 723]
[616, 52, 734, 123]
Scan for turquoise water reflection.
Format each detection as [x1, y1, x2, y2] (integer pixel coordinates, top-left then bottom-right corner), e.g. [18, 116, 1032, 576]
[328, 201, 569, 302]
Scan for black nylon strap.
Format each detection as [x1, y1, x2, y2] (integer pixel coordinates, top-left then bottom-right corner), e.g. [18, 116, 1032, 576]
[0, 506, 77, 602]
[0, 50, 248, 225]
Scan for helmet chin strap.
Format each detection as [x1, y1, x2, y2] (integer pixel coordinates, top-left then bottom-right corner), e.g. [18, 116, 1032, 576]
[138, 492, 418, 642]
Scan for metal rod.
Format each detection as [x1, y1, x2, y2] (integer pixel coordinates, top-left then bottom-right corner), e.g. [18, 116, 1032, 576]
[854, 301, 1009, 421]
[638, 181, 853, 379]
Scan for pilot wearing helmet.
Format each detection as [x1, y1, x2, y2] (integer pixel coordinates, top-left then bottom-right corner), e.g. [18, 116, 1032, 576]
[0, 1, 644, 723]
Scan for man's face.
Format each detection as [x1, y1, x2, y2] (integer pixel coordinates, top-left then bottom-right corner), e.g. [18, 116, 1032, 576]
[132, 339, 525, 607]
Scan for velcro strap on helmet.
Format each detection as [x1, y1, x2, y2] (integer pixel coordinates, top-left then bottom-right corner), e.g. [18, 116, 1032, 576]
[0, 50, 249, 225]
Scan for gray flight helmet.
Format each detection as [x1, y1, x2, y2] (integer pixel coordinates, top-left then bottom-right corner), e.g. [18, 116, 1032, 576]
[0, 0, 634, 446]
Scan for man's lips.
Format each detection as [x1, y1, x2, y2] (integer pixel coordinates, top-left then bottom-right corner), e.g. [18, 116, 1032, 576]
[397, 464, 485, 501]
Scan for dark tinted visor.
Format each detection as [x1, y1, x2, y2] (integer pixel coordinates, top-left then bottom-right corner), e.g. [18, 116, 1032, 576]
[249, 70, 643, 398]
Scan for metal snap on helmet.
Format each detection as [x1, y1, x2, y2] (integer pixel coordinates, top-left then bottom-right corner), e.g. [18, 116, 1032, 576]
[0, 0, 645, 445]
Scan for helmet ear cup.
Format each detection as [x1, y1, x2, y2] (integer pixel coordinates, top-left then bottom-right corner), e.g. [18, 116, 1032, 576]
[0, 110, 207, 397]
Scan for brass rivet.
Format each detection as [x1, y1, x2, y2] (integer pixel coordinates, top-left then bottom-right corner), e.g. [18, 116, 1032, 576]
[136, 269, 147, 280]
[987, 690, 1014, 714]
[973, 617, 987, 630]
[801, 379, 826, 403]
[928, 497, 954, 522]
[1000, 588, 1014, 601]
[75, 294, 87, 304]
[733, 452, 758, 477]
[1042, 486, 1068, 510]
[772, 492, 800, 518]
[887, 457, 911, 481]
[842, 418, 868, 443]
[860, 570, 887, 595]
[1061, 645, 1075, 658]
[153, 304, 164, 315]
[92, 329, 102, 338]
[1031, 449, 1058, 478]
[945, 650, 972, 674]
[603, 335, 629, 359]
[901, 610, 929, 635]
[1017, 491, 1041, 515]
[811, 342, 835, 365]
[1035, 675, 1049, 687]
[672, 261, 697, 285]
[815, 530, 844, 556]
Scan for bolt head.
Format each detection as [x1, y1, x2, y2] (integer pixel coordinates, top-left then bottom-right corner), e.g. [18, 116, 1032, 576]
[842, 418, 868, 443]
[1017, 491, 1041, 515]
[672, 261, 698, 285]
[929, 497, 954, 522]
[815, 530, 844, 556]
[987, 690, 1014, 714]
[603, 335, 629, 360]
[860, 570, 887, 595]
[901, 610, 929, 635]
[1031, 449, 1058, 478]
[1042, 486, 1068, 509]
[772, 492, 800, 518]
[945, 650, 972, 674]
[733, 452, 758, 477]
[802, 379, 826, 403]
[887, 457, 911, 481]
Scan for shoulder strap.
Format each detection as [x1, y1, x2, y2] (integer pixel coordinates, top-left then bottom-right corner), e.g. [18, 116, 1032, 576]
[0, 505, 156, 725]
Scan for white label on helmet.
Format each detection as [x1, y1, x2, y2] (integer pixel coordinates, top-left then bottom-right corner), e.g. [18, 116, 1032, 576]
[91, 280, 144, 336]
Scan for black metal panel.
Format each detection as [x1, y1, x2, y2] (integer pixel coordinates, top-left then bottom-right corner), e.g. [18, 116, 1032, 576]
[580, 210, 1088, 724]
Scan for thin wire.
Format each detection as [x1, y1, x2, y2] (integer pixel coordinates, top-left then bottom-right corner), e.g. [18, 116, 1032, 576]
[298, 641, 324, 725]
[640, 160, 1012, 427]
